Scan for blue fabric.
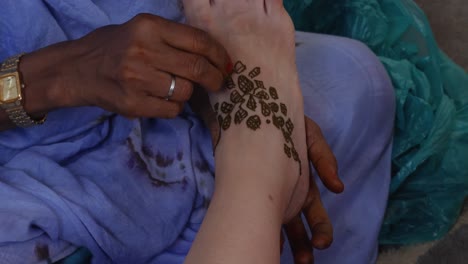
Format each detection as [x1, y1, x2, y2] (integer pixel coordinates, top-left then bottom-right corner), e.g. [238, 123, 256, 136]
[285, 0, 468, 245]
[0, 1, 395, 264]
[0, 1, 214, 263]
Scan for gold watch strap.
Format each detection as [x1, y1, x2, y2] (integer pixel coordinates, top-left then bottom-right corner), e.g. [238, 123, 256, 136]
[1, 54, 23, 72]
[1, 54, 47, 128]
[5, 105, 46, 127]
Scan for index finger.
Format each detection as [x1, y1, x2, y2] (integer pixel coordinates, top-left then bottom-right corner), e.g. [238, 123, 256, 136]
[160, 20, 232, 77]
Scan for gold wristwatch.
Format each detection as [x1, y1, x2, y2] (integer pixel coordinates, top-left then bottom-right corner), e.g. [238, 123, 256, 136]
[0, 54, 46, 127]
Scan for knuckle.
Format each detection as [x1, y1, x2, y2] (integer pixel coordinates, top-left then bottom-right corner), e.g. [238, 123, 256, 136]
[131, 13, 155, 26]
[115, 64, 137, 84]
[191, 29, 211, 53]
[188, 56, 209, 79]
[129, 14, 163, 37]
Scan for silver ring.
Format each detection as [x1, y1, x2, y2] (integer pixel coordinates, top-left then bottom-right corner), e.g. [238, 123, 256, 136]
[165, 76, 176, 101]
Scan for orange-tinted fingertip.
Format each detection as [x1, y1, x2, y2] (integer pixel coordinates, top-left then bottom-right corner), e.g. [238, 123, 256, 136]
[294, 250, 314, 264]
[333, 176, 345, 194]
[311, 236, 332, 250]
[225, 60, 233, 75]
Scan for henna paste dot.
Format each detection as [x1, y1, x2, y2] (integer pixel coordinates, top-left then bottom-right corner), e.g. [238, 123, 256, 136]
[260, 101, 271, 117]
[238, 75, 255, 93]
[234, 61, 247, 74]
[255, 80, 265, 89]
[249, 67, 261, 78]
[225, 77, 236, 89]
[273, 116, 285, 129]
[280, 103, 288, 116]
[221, 102, 234, 114]
[284, 144, 292, 158]
[269, 87, 279, 100]
[230, 90, 244, 103]
[246, 115, 261, 130]
[255, 90, 270, 100]
[285, 118, 294, 134]
[247, 95, 257, 111]
[269, 102, 279, 113]
[235, 108, 248, 124]
[222, 114, 232, 130]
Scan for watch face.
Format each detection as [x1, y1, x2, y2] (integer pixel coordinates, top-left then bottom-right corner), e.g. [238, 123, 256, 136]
[0, 74, 20, 103]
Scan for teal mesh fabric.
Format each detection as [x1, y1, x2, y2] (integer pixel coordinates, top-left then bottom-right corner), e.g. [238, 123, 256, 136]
[285, 0, 468, 245]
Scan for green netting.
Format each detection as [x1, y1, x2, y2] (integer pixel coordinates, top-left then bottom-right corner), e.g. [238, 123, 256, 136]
[285, 0, 468, 245]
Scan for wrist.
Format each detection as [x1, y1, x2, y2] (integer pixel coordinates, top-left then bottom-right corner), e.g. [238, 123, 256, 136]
[19, 41, 81, 115]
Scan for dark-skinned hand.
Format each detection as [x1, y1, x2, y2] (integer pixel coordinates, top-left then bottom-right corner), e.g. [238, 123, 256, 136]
[33, 13, 231, 118]
[282, 117, 344, 264]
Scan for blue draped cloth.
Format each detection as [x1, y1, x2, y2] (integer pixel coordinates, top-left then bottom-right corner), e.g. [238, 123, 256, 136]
[0, 1, 396, 263]
[0, 1, 216, 263]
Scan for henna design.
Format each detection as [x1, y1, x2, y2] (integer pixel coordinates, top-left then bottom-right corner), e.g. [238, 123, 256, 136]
[269, 87, 279, 100]
[235, 108, 248, 124]
[249, 67, 261, 78]
[269, 102, 279, 113]
[234, 61, 247, 74]
[226, 77, 236, 89]
[215, 61, 302, 174]
[280, 103, 288, 115]
[255, 80, 265, 89]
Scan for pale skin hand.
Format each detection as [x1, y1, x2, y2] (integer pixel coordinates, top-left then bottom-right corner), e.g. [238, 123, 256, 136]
[183, 0, 316, 263]
[191, 91, 344, 264]
[0, 14, 231, 131]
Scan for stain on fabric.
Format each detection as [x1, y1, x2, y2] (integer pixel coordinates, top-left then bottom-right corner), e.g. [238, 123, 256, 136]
[156, 152, 175, 168]
[177, 151, 184, 161]
[35, 243, 50, 262]
[142, 145, 154, 158]
[195, 160, 210, 173]
[155, 169, 167, 178]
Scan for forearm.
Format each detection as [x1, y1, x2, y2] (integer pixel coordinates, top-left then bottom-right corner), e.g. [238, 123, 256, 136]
[0, 41, 77, 131]
[185, 55, 303, 263]
[186, 137, 286, 264]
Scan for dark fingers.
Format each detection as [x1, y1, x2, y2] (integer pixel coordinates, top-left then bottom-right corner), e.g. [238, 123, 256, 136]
[284, 215, 314, 264]
[155, 46, 225, 93]
[160, 21, 231, 77]
[305, 117, 344, 193]
[303, 178, 334, 250]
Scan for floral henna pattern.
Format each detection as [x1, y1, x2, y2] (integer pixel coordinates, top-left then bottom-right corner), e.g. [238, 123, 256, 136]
[215, 61, 302, 175]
